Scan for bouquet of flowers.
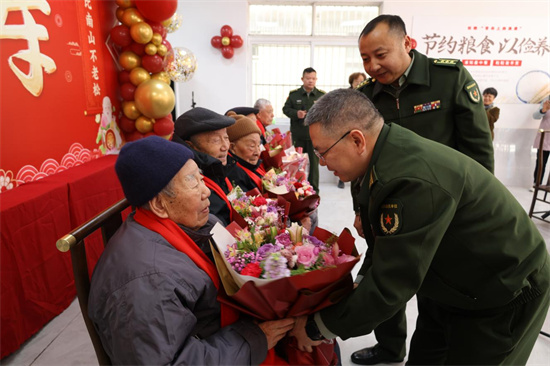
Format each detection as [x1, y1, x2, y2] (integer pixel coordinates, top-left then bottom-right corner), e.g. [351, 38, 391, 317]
[261, 129, 294, 170]
[227, 186, 290, 230]
[210, 221, 360, 365]
[262, 169, 320, 221]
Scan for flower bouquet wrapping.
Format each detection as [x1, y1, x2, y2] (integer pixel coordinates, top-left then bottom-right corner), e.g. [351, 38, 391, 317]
[261, 129, 294, 171]
[263, 168, 320, 221]
[210, 221, 360, 365]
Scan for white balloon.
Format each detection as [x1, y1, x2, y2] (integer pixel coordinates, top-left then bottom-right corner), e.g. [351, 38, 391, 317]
[164, 47, 197, 83]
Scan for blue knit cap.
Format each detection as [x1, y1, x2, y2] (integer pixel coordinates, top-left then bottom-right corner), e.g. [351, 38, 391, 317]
[115, 136, 194, 207]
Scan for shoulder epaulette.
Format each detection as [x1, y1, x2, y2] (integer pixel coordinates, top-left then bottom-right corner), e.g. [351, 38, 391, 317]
[317, 88, 326, 94]
[433, 58, 462, 68]
[289, 87, 301, 93]
[356, 78, 375, 89]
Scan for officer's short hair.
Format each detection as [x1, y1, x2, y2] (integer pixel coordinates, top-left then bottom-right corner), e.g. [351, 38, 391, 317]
[483, 87, 498, 98]
[305, 88, 383, 135]
[303, 67, 316, 76]
[360, 14, 407, 40]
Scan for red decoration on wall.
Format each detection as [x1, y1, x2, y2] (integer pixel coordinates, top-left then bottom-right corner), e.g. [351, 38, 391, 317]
[210, 25, 243, 59]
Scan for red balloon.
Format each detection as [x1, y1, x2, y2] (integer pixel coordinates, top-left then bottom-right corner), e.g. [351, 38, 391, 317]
[148, 21, 167, 39]
[119, 115, 136, 133]
[118, 70, 131, 84]
[153, 115, 174, 135]
[220, 25, 233, 38]
[134, 0, 177, 22]
[410, 38, 417, 50]
[221, 46, 234, 59]
[125, 130, 145, 142]
[120, 82, 136, 101]
[230, 35, 243, 48]
[162, 39, 172, 52]
[111, 25, 132, 47]
[144, 132, 156, 138]
[142, 54, 164, 73]
[130, 41, 146, 56]
[211, 36, 222, 49]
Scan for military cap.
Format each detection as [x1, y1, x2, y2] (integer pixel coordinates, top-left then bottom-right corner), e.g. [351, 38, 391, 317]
[175, 107, 235, 140]
[225, 106, 259, 116]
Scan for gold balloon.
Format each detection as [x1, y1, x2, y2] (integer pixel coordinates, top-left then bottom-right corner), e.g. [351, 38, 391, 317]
[122, 101, 142, 120]
[151, 33, 163, 46]
[115, 0, 134, 9]
[116, 7, 125, 22]
[221, 37, 230, 46]
[119, 51, 141, 70]
[157, 44, 168, 57]
[151, 71, 171, 84]
[130, 22, 153, 44]
[129, 67, 151, 86]
[135, 116, 155, 134]
[145, 43, 158, 55]
[121, 8, 144, 27]
[134, 79, 175, 119]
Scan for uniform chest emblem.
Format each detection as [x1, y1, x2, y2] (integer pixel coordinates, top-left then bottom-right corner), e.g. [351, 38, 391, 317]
[414, 100, 441, 114]
[379, 199, 402, 235]
[296, 100, 302, 103]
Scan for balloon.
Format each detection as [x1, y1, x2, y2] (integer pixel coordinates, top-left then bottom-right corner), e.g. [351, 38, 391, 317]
[164, 47, 197, 82]
[148, 21, 167, 39]
[151, 33, 163, 46]
[220, 25, 233, 38]
[119, 50, 141, 70]
[162, 39, 172, 52]
[221, 37, 230, 46]
[134, 79, 175, 118]
[156, 44, 168, 57]
[118, 70, 131, 84]
[129, 41, 146, 56]
[211, 36, 222, 49]
[221, 46, 234, 59]
[130, 22, 153, 44]
[134, 0, 177, 22]
[111, 25, 132, 47]
[116, 7, 125, 22]
[122, 100, 142, 119]
[411, 38, 417, 50]
[121, 7, 145, 27]
[129, 66, 151, 85]
[145, 43, 158, 55]
[125, 130, 145, 142]
[231, 35, 243, 48]
[142, 54, 164, 73]
[120, 82, 137, 101]
[119, 115, 136, 133]
[162, 12, 182, 33]
[151, 71, 171, 84]
[115, 0, 134, 9]
[135, 115, 155, 133]
[153, 115, 174, 135]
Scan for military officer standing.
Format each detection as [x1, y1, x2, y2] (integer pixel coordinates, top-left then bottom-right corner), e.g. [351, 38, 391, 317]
[283, 67, 325, 193]
[291, 88, 550, 365]
[348, 14, 495, 364]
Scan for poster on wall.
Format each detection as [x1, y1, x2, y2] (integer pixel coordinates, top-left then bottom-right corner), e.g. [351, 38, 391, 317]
[0, 0, 122, 192]
[411, 17, 550, 105]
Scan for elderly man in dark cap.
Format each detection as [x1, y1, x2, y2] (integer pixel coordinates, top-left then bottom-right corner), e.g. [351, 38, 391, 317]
[88, 136, 294, 365]
[173, 107, 258, 225]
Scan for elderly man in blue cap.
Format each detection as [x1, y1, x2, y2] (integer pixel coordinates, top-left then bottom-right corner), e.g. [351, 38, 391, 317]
[88, 136, 294, 365]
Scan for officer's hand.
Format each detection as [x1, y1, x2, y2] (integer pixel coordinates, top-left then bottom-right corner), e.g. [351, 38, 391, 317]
[354, 215, 364, 238]
[542, 100, 550, 113]
[258, 318, 295, 350]
[289, 316, 324, 353]
[297, 110, 307, 119]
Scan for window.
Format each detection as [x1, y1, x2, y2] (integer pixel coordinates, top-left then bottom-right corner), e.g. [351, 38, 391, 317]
[249, 3, 379, 120]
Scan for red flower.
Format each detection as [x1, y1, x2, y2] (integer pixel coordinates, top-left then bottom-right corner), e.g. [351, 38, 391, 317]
[252, 196, 267, 206]
[293, 182, 303, 189]
[241, 262, 262, 277]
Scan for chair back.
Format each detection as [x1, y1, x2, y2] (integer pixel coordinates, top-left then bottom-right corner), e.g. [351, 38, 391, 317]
[535, 129, 548, 186]
[56, 198, 130, 365]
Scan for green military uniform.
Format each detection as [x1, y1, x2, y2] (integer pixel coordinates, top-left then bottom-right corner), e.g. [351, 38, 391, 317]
[318, 124, 550, 364]
[283, 86, 325, 193]
[351, 49, 495, 359]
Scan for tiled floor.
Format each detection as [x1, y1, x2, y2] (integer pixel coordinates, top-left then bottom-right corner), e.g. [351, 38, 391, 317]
[3, 182, 550, 366]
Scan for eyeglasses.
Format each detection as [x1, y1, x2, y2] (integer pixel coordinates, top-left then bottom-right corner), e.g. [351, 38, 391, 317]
[313, 130, 351, 163]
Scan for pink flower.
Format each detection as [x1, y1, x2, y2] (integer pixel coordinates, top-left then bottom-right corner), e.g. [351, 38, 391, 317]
[295, 244, 317, 268]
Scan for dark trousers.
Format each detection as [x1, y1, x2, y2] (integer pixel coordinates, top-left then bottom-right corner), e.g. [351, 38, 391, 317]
[374, 306, 408, 359]
[293, 138, 319, 194]
[407, 262, 550, 365]
[533, 150, 550, 184]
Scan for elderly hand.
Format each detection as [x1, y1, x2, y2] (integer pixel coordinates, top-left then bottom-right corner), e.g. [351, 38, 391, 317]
[258, 318, 295, 350]
[542, 100, 550, 113]
[289, 315, 324, 353]
[354, 214, 365, 238]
